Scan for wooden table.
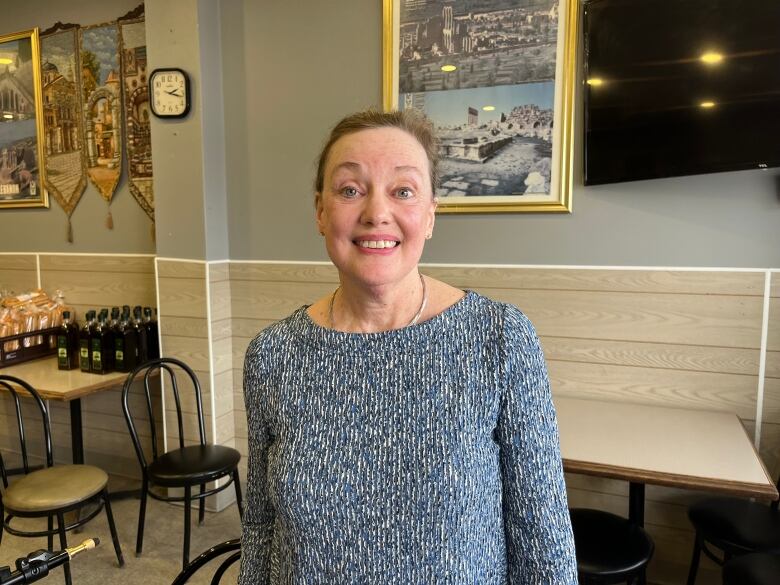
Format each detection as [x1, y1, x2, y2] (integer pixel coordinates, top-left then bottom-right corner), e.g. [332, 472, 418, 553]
[1, 357, 128, 465]
[555, 396, 779, 526]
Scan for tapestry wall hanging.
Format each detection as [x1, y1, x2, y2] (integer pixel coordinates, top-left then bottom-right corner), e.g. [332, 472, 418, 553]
[119, 16, 154, 221]
[0, 28, 48, 208]
[80, 22, 122, 227]
[40, 23, 88, 240]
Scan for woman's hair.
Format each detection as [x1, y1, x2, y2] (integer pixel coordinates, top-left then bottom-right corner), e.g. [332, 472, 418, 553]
[314, 108, 440, 197]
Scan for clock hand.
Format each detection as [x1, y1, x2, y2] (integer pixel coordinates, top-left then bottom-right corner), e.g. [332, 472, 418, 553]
[165, 89, 183, 97]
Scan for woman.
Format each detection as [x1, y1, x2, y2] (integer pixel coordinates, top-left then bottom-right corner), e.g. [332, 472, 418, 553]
[239, 109, 577, 583]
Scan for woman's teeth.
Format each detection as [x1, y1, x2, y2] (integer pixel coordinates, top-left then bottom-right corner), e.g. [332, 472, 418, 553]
[358, 240, 398, 249]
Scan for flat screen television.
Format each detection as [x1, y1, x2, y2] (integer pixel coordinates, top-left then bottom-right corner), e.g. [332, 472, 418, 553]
[583, 0, 780, 185]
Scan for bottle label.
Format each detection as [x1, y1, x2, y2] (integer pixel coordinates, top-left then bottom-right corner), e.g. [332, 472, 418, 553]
[91, 338, 102, 370]
[79, 341, 90, 369]
[57, 336, 68, 366]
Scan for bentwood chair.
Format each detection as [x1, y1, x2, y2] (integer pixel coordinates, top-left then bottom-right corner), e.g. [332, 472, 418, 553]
[722, 552, 780, 585]
[170, 538, 241, 585]
[686, 481, 780, 584]
[0, 375, 124, 585]
[570, 508, 655, 584]
[121, 357, 243, 569]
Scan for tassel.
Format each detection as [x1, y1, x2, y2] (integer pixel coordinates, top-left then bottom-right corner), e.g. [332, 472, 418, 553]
[67, 217, 73, 243]
[106, 208, 114, 229]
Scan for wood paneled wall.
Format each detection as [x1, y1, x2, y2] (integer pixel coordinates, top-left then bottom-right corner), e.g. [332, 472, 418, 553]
[157, 260, 211, 444]
[0, 253, 158, 479]
[156, 259, 236, 510]
[765, 271, 780, 480]
[227, 262, 778, 585]
[0, 253, 38, 293]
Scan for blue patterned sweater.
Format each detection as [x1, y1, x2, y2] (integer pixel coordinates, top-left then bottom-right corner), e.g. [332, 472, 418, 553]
[239, 291, 577, 584]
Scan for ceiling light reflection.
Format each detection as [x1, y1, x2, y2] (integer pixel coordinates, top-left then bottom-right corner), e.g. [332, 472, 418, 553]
[700, 52, 723, 65]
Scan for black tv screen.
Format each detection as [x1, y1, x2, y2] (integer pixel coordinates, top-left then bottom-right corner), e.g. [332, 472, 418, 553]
[583, 0, 780, 185]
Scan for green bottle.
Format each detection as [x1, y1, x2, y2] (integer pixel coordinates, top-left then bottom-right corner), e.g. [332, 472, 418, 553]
[57, 311, 79, 370]
[91, 312, 114, 374]
[79, 311, 96, 372]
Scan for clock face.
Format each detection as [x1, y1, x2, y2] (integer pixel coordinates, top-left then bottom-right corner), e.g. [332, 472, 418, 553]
[150, 69, 190, 118]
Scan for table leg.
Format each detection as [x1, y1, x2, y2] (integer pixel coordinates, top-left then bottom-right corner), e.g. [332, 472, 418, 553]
[629, 481, 645, 526]
[70, 399, 84, 465]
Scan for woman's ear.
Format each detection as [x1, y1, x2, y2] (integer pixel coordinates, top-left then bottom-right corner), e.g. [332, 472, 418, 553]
[315, 193, 325, 235]
[426, 197, 438, 239]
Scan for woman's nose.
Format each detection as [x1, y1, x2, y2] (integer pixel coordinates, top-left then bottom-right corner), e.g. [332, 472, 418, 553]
[360, 190, 391, 225]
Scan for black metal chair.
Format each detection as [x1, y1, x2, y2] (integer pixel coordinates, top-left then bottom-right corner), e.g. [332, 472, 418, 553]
[170, 538, 241, 584]
[686, 484, 780, 584]
[722, 552, 780, 585]
[121, 357, 243, 569]
[570, 508, 655, 584]
[0, 375, 124, 585]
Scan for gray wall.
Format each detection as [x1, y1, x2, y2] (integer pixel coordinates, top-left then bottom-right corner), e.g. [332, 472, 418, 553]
[222, 0, 780, 268]
[4, 0, 779, 266]
[0, 0, 155, 254]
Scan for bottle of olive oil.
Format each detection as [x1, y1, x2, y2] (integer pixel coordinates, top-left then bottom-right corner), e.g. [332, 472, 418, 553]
[91, 312, 114, 374]
[79, 311, 96, 372]
[143, 307, 160, 360]
[57, 311, 79, 370]
[110, 306, 121, 329]
[133, 305, 149, 364]
[115, 308, 138, 373]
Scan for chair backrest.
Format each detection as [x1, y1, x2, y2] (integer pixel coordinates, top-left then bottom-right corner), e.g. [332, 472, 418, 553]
[0, 375, 53, 486]
[170, 538, 241, 585]
[121, 357, 208, 471]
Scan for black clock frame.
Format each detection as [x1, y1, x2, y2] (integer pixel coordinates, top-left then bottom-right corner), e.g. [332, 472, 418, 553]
[149, 67, 191, 119]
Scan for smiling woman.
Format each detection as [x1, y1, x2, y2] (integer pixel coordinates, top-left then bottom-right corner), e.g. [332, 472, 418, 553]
[238, 109, 577, 584]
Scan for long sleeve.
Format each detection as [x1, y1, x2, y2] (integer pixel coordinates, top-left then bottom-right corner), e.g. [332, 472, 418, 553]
[496, 306, 578, 584]
[238, 339, 276, 584]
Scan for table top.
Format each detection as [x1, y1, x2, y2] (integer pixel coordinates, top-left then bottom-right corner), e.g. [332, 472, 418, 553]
[556, 396, 778, 500]
[0, 357, 128, 401]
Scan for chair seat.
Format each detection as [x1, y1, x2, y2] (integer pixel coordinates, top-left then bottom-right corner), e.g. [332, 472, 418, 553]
[4, 465, 108, 513]
[723, 552, 780, 585]
[148, 444, 241, 487]
[688, 497, 780, 552]
[571, 508, 655, 579]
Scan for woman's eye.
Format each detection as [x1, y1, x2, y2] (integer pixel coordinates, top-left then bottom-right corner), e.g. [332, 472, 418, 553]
[340, 186, 359, 198]
[396, 187, 414, 199]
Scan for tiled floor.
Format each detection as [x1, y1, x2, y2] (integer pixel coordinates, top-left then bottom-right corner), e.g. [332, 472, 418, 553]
[0, 479, 242, 585]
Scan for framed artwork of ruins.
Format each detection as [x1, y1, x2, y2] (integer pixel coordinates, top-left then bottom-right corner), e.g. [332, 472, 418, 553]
[383, 0, 577, 213]
[0, 28, 48, 208]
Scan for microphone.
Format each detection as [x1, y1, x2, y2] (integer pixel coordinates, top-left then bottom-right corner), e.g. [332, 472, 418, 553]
[0, 538, 100, 584]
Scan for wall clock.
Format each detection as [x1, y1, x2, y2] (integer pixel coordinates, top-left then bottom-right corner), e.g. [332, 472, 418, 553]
[149, 68, 190, 118]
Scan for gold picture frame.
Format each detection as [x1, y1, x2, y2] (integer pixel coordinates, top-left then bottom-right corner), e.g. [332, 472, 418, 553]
[0, 28, 48, 208]
[383, 0, 577, 213]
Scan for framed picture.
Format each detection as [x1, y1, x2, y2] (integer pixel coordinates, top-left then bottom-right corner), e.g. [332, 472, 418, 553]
[0, 28, 48, 208]
[383, 0, 577, 213]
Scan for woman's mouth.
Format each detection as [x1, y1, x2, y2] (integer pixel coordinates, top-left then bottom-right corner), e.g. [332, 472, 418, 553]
[356, 240, 398, 249]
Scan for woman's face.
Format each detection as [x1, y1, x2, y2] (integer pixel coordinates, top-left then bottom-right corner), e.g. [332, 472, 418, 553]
[316, 127, 437, 291]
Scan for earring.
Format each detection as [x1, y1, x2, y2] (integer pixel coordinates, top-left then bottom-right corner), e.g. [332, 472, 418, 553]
[425, 232, 432, 240]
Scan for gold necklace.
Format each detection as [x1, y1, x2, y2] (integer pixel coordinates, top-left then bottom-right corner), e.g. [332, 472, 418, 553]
[328, 273, 428, 330]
